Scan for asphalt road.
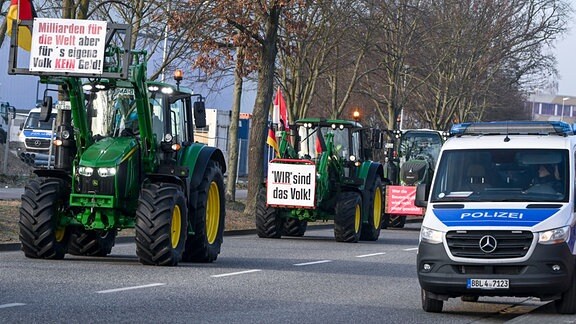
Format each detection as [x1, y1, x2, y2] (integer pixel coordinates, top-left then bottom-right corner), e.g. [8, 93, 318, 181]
[0, 224, 571, 323]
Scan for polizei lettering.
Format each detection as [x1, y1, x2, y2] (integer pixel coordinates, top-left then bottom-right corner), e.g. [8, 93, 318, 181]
[460, 211, 523, 219]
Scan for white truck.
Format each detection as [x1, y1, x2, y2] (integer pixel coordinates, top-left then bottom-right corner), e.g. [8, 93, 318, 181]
[17, 107, 56, 154]
[416, 121, 576, 314]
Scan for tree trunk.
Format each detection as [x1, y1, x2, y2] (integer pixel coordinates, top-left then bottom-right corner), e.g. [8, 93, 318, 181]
[225, 48, 244, 202]
[243, 11, 280, 217]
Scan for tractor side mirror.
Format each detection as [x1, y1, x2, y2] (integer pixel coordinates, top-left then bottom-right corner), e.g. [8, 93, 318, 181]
[193, 100, 206, 128]
[372, 129, 383, 149]
[40, 96, 53, 122]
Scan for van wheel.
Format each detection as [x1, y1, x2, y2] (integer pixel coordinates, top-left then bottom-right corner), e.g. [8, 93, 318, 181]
[421, 289, 443, 313]
[556, 267, 576, 314]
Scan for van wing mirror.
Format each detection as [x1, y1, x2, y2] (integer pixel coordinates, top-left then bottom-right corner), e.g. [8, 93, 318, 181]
[415, 183, 429, 208]
[40, 96, 53, 122]
[193, 100, 206, 128]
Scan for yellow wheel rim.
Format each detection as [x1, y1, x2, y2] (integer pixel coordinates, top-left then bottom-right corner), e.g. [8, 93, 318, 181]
[373, 187, 382, 229]
[171, 205, 181, 249]
[206, 181, 221, 244]
[54, 227, 65, 242]
[354, 202, 361, 233]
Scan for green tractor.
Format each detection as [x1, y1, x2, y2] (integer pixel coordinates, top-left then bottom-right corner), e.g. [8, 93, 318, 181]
[257, 118, 385, 242]
[9, 20, 226, 266]
[382, 129, 444, 228]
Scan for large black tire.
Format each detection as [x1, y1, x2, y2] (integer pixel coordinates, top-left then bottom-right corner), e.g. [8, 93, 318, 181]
[284, 218, 307, 237]
[256, 187, 284, 238]
[68, 229, 117, 257]
[135, 183, 187, 266]
[19, 177, 70, 259]
[182, 160, 226, 263]
[383, 214, 406, 229]
[334, 192, 362, 243]
[360, 177, 383, 241]
[421, 289, 443, 313]
[556, 266, 576, 314]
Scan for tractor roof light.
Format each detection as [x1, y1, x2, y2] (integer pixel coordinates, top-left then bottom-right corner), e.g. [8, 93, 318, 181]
[353, 109, 360, 121]
[173, 69, 183, 82]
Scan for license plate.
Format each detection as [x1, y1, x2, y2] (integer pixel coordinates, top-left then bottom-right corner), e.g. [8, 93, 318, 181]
[467, 279, 509, 289]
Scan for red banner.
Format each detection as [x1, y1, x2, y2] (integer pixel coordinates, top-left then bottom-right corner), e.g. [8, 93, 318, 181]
[385, 185, 424, 216]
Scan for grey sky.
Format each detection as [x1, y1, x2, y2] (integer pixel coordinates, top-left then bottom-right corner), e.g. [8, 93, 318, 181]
[556, 1, 576, 97]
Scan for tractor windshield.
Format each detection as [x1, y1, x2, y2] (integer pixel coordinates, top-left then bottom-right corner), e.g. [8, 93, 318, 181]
[297, 124, 351, 159]
[399, 131, 442, 166]
[91, 88, 138, 137]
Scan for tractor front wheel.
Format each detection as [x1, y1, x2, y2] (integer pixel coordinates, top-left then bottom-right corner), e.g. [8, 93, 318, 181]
[68, 229, 117, 257]
[19, 177, 70, 259]
[334, 192, 362, 242]
[182, 160, 226, 263]
[136, 183, 187, 266]
[360, 177, 383, 241]
[284, 218, 307, 237]
[256, 187, 284, 238]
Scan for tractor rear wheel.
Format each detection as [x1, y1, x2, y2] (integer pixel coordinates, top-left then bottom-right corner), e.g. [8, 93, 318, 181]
[136, 183, 187, 266]
[182, 160, 226, 263]
[256, 187, 284, 238]
[360, 177, 383, 241]
[284, 218, 307, 237]
[19, 177, 70, 259]
[334, 192, 362, 242]
[68, 229, 117, 257]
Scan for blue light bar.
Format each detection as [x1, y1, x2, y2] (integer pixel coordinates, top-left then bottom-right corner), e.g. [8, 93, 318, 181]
[450, 121, 574, 137]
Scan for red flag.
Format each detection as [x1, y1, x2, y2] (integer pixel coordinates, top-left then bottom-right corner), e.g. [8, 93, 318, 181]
[6, 0, 37, 52]
[267, 124, 279, 157]
[315, 129, 325, 154]
[273, 86, 288, 130]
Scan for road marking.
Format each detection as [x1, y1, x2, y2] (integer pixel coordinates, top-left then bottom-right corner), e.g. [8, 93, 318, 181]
[294, 260, 332, 266]
[0, 303, 26, 309]
[96, 283, 166, 294]
[211, 269, 262, 278]
[403, 247, 418, 251]
[356, 252, 386, 258]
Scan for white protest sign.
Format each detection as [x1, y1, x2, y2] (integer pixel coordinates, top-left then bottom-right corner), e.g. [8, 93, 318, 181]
[29, 18, 107, 74]
[267, 162, 316, 208]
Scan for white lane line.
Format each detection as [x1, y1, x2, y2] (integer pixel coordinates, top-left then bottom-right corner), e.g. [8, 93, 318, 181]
[294, 260, 332, 266]
[211, 269, 262, 278]
[356, 252, 386, 258]
[96, 283, 166, 294]
[0, 303, 26, 309]
[403, 247, 418, 251]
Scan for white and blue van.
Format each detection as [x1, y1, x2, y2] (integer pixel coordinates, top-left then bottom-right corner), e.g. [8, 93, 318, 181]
[416, 121, 576, 314]
[18, 107, 57, 154]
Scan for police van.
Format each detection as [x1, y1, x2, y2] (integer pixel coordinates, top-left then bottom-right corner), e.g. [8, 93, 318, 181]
[18, 107, 57, 153]
[415, 121, 576, 314]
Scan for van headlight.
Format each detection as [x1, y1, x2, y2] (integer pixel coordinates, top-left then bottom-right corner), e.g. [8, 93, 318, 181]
[538, 226, 570, 245]
[420, 226, 443, 244]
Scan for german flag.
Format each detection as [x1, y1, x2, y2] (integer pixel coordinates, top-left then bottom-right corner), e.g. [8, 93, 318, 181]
[267, 123, 279, 157]
[6, 0, 37, 52]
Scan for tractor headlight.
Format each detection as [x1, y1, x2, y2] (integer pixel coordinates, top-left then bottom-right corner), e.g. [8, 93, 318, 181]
[97, 167, 117, 177]
[538, 226, 570, 245]
[78, 166, 94, 177]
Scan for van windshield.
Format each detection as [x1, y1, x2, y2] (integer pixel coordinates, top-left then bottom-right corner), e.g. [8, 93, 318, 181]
[24, 112, 56, 130]
[430, 149, 568, 203]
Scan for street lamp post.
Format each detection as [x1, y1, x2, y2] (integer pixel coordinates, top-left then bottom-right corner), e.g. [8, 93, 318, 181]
[562, 97, 570, 122]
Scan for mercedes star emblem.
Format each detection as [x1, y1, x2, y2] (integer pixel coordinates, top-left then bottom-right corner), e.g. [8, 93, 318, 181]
[479, 235, 497, 253]
[34, 140, 41, 146]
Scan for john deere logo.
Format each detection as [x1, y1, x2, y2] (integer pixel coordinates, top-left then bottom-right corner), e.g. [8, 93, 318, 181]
[92, 179, 99, 187]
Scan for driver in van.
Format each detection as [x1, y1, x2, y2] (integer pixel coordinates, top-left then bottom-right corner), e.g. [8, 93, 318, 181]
[532, 164, 562, 192]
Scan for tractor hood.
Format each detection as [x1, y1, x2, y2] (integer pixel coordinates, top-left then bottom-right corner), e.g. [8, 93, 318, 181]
[79, 137, 138, 167]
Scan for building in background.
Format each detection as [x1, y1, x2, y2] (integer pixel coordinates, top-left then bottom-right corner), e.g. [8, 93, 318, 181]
[527, 93, 576, 123]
